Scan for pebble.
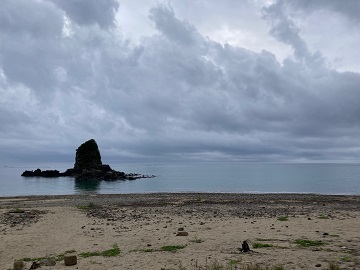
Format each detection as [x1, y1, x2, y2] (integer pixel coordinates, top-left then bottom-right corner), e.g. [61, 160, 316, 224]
[176, 231, 189, 236]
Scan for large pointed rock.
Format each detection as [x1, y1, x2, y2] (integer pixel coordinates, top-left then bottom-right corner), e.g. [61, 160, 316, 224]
[74, 139, 102, 170]
[22, 139, 156, 180]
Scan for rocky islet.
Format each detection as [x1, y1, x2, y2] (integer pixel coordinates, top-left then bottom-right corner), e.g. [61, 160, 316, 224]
[21, 139, 155, 181]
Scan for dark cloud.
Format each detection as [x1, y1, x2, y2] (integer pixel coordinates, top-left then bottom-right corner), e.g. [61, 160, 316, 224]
[0, 0, 63, 37]
[0, 1, 360, 163]
[283, 0, 360, 24]
[50, 0, 119, 28]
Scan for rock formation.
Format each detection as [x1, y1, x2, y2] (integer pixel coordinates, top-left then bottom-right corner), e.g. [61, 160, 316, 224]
[21, 139, 155, 181]
[74, 139, 102, 171]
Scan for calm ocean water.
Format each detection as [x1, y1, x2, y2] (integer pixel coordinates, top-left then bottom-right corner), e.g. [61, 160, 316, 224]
[1, 162, 360, 196]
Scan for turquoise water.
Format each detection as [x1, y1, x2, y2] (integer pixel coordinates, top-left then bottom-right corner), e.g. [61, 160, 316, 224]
[1, 162, 360, 196]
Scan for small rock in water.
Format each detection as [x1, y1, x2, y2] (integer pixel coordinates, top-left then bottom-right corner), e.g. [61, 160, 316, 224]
[315, 263, 321, 267]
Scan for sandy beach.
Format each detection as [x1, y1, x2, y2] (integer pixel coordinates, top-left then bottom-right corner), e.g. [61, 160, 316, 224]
[1, 193, 360, 270]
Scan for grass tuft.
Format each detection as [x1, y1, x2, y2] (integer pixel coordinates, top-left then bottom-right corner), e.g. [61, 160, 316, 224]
[253, 242, 273, 249]
[243, 263, 285, 270]
[277, 216, 288, 221]
[161, 245, 187, 252]
[329, 261, 341, 270]
[294, 239, 327, 247]
[189, 237, 204, 243]
[79, 244, 120, 258]
[76, 202, 99, 210]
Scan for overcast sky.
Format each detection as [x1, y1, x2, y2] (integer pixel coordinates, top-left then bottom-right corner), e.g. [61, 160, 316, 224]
[1, 0, 360, 164]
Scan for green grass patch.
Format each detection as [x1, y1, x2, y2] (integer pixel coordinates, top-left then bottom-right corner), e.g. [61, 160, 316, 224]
[243, 264, 285, 270]
[79, 244, 120, 258]
[130, 248, 154, 253]
[277, 216, 288, 221]
[329, 262, 341, 270]
[318, 214, 329, 219]
[227, 259, 241, 267]
[341, 256, 352, 262]
[160, 245, 187, 252]
[76, 202, 99, 210]
[294, 239, 327, 247]
[21, 256, 50, 262]
[256, 238, 276, 242]
[253, 242, 274, 248]
[56, 250, 76, 261]
[19, 249, 76, 262]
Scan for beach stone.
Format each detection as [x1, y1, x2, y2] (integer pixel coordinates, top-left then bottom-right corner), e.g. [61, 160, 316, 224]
[178, 227, 184, 231]
[13, 260, 24, 270]
[64, 254, 77, 266]
[44, 257, 56, 266]
[176, 231, 189, 236]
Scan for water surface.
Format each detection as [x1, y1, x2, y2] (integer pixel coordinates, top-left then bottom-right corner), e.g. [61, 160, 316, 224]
[1, 162, 360, 196]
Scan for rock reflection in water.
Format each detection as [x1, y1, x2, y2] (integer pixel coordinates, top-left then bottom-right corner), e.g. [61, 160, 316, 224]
[74, 179, 100, 192]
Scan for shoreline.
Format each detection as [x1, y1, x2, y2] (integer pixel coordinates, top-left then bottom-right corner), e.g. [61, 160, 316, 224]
[1, 193, 360, 269]
[1, 192, 360, 207]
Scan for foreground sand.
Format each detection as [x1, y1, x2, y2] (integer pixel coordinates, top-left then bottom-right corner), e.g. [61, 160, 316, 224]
[1, 193, 360, 270]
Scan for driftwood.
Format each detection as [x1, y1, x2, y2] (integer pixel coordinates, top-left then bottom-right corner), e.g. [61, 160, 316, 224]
[238, 240, 251, 252]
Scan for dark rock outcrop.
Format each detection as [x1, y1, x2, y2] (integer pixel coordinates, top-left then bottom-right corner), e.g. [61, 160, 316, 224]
[21, 169, 61, 177]
[21, 139, 155, 181]
[74, 139, 102, 171]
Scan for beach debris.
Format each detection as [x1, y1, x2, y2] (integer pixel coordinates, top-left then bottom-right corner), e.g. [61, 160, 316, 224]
[29, 261, 41, 269]
[238, 240, 251, 252]
[176, 231, 189, 236]
[41, 257, 56, 266]
[64, 254, 77, 266]
[13, 260, 24, 270]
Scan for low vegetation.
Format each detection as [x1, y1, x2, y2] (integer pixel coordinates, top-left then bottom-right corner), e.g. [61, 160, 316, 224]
[189, 237, 204, 243]
[328, 262, 341, 270]
[277, 216, 288, 221]
[18, 250, 76, 262]
[161, 245, 187, 251]
[253, 242, 273, 248]
[76, 202, 99, 210]
[318, 214, 330, 219]
[294, 239, 327, 247]
[79, 244, 120, 257]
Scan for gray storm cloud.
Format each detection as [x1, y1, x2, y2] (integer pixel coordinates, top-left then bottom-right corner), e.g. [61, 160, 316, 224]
[0, 0, 360, 163]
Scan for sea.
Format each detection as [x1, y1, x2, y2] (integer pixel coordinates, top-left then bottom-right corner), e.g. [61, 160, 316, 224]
[1, 162, 360, 197]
